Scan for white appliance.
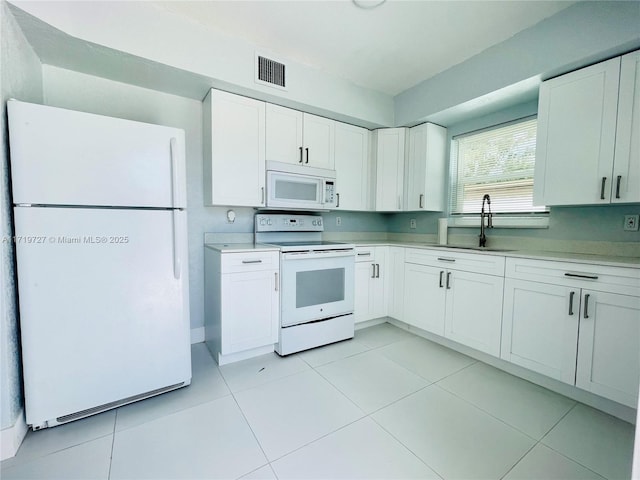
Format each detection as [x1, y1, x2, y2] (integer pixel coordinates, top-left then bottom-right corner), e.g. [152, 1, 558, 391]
[255, 214, 354, 355]
[8, 100, 191, 430]
[265, 161, 337, 210]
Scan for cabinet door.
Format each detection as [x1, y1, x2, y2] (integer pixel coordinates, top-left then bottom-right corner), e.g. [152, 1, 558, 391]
[303, 113, 335, 169]
[386, 247, 405, 322]
[354, 261, 375, 324]
[501, 279, 579, 384]
[334, 122, 370, 210]
[375, 128, 406, 211]
[205, 90, 266, 207]
[221, 269, 279, 354]
[370, 247, 387, 319]
[403, 263, 445, 336]
[613, 50, 640, 203]
[265, 104, 304, 165]
[445, 271, 504, 356]
[406, 123, 446, 211]
[534, 57, 621, 206]
[576, 291, 640, 408]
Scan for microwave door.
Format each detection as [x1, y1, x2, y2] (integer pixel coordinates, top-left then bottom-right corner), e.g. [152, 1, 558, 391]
[267, 171, 324, 209]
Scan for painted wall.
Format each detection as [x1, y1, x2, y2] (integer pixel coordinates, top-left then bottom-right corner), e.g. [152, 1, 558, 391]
[387, 100, 640, 247]
[0, 0, 43, 429]
[8, 1, 393, 128]
[395, 1, 640, 126]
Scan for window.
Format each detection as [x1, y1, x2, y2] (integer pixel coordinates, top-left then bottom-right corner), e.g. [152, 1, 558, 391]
[449, 117, 548, 216]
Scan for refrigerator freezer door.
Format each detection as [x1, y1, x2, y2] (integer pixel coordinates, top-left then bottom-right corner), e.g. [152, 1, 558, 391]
[14, 207, 191, 427]
[8, 100, 186, 208]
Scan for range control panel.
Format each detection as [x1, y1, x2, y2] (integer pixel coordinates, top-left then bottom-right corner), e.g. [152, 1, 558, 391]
[255, 214, 324, 232]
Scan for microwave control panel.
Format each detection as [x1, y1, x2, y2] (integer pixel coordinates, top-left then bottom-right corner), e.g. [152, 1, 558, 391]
[324, 181, 336, 205]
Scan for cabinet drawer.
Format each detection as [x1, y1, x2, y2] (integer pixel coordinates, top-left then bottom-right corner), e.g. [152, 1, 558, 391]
[355, 247, 375, 263]
[505, 257, 640, 296]
[221, 251, 280, 273]
[405, 248, 505, 276]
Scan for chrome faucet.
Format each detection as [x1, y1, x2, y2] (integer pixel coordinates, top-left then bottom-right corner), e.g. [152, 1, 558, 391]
[479, 194, 493, 247]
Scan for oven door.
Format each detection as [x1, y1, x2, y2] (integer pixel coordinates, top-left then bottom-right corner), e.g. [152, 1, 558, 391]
[266, 171, 324, 210]
[280, 250, 355, 327]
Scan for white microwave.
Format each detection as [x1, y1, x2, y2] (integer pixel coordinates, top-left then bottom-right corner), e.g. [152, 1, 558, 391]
[266, 161, 337, 210]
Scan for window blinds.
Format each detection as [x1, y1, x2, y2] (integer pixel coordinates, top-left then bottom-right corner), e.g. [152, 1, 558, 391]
[450, 117, 548, 214]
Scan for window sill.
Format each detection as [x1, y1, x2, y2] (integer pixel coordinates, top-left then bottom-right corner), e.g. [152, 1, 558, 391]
[448, 215, 549, 229]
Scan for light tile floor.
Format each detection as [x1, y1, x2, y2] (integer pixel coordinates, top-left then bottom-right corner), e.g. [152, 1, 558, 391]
[1, 323, 635, 480]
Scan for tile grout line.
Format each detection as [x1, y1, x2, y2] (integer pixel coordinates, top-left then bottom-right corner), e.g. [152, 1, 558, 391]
[535, 403, 612, 479]
[366, 408, 447, 480]
[107, 409, 117, 480]
[215, 362, 274, 479]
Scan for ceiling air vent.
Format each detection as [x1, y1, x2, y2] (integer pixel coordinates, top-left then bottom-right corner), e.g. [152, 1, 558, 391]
[255, 53, 287, 90]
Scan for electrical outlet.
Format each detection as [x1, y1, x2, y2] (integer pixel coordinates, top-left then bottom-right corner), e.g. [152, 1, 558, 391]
[336, 216, 342, 227]
[410, 218, 417, 229]
[624, 214, 639, 231]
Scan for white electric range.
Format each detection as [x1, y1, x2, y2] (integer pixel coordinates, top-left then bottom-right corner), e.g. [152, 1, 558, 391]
[255, 213, 355, 355]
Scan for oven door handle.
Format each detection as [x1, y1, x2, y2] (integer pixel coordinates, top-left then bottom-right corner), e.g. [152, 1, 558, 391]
[282, 250, 355, 260]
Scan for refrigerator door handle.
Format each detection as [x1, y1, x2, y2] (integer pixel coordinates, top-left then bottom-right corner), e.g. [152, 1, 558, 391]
[172, 209, 181, 280]
[170, 138, 181, 208]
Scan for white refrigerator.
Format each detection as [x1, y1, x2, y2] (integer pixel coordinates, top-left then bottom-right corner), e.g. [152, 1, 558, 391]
[8, 100, 191, 429]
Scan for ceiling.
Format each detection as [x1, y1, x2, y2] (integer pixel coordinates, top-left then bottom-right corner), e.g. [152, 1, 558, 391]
[153, 0, 577, 97]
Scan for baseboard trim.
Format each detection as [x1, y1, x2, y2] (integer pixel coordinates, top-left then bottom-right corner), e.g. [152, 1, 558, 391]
[0, 409, 27, 461]
[190, 327, 204, 344]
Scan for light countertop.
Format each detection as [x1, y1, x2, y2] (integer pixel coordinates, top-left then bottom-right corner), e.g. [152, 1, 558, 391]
[350, 241, 640, 268]
[204, 243, 280, 253]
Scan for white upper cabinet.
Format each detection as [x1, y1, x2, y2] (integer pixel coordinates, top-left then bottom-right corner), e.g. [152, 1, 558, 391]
[266, 104, 335, 169]
[613, 50, 640, 203]
[203, 89, 266, 207]
[534, 51, 640, 206]
[374, 128, 407, 211]
[334, 122, 371, 211]
[406, 123, 447, 211]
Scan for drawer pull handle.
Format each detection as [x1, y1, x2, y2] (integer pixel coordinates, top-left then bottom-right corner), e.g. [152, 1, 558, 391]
[242, 260, 263, 264]
[583, 293, 590, 319]
[437, 257, 456, 263]
[568, 291, 575, 316]
[357, 252, 371, 256]
[439, 270, 444, 288]
[564, 273, 598, 280]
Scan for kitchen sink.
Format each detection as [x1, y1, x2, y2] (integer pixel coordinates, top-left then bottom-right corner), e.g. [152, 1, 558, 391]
[424, 244, 516, 252]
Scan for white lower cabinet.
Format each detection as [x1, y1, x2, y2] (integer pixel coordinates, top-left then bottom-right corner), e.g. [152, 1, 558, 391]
[501, 257, 640, 408]
[403, 263, 445, 336]
[204, 248, 280, 365]
[501, 279, 580, 384]
[576, 290, 640, 407]
[386, 247, 405, 321]
[403, 249, 504, 356]
[444, 270, 504, 357]
[354, 246, 387, 323]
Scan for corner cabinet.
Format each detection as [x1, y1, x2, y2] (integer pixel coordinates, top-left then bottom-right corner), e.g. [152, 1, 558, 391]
[406, 123, 447, 211]
[501, 257, 640, 408]
[534, 50, 640, 206]
[203, 89, 266, 207]
[334, 123, 371, 211]
[373, 128, 407, 211]
[204, 247, 280, 365]
[265, 104, 335, 170]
